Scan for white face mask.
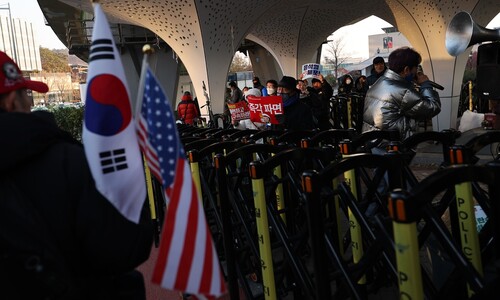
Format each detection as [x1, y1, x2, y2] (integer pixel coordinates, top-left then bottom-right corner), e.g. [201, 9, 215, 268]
[267, 87, 276, 95]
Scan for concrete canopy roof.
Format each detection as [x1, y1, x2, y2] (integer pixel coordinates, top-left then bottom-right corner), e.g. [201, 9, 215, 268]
[96, 0, 388, 102]
[40, 0, 500, 130]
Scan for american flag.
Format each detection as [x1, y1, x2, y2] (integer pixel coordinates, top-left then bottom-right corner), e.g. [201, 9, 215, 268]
[136, 67, 226, 298]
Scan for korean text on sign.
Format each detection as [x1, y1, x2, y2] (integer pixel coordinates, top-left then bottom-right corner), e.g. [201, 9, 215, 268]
[247, 95, 283, 124]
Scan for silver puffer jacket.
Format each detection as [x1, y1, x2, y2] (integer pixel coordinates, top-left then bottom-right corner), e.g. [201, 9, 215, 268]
[362, 69, 441, 138]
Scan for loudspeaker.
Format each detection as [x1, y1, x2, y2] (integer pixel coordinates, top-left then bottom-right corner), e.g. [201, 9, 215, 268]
[477, 42, 500, 99]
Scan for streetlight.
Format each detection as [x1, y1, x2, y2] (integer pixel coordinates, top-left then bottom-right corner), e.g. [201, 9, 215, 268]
[0, 3, 18, 63]
[316, 39, 333, 64]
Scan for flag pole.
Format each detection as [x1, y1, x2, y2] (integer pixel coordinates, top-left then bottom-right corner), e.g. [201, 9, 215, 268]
[135, 44, 154, 118]
[136, 44, 163, 246]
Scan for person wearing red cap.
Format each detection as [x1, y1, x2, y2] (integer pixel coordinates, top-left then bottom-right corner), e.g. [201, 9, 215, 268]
[0, 52, 48, 111]
[176, 91, 200, 125]
[0, 51, 153, 298]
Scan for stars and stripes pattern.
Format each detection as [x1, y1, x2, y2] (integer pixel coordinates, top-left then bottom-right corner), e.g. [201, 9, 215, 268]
[136, 67, 226, 298]
[136, 70, 179, 192]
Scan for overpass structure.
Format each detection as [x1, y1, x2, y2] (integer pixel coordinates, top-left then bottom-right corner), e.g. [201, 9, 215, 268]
[37, 0, 500, 131]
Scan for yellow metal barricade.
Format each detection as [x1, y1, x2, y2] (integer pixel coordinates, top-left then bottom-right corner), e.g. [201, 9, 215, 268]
[250, 162, 277, 300]
[389, 190, 424, 300]
[188, 151, 203, 203]
[143, 156, 157, 220]
[273, 165, 286, 224]
[449, 146, 483, 297]
[143, 155, 162, 247]
[302, 137, 343, 254]
[332, 177, 344, 256]
[269, 147, 286, 224]
[339, 141, 365, 284]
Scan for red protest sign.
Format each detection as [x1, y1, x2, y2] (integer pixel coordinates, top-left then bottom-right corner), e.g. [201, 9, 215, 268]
[227, 101, 250, 121]
[246, 95, 283, 124]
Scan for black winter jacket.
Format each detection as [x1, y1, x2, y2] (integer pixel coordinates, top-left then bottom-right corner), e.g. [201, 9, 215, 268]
[0, 110, 153, 299]
[274, 95, 316, 131]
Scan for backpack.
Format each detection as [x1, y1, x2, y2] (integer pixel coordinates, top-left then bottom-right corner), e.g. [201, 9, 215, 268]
[0, 178, 80, 299]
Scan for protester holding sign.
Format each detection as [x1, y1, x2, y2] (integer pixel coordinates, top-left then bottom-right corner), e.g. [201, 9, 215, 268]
[301, 63, 322, 80]
[233, 88, 265, 130]
[307, 74, 332, 130]
[227, 101, 250, 123]
[274, 76, 316, 131]
[262, 79, 278, 97]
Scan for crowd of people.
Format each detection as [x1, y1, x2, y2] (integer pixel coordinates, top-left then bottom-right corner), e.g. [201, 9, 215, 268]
[195, 46, 440, 135]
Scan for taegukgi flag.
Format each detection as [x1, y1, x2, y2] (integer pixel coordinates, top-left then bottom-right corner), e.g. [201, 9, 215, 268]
[82, 3, 146, 223]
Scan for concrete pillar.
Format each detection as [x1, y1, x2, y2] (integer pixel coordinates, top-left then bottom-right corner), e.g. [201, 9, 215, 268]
[119, 44, 180, 113]
[247, 43, 282, 84]
[149, 47, 180, 107]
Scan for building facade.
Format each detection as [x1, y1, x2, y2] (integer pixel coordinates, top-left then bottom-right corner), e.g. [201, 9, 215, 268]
[368, 27, 412, 58]
[0, 16, 42, 71]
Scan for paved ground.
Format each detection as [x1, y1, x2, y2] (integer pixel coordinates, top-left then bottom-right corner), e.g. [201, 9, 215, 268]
[138, 246, 237, 299]
[410, 127, 498, 166]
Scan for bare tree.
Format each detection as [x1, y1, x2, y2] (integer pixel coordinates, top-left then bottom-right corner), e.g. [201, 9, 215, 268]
[39, 72, 58, 104]
[229, 51, 252, 72]
[55, 76, 70, 102]
[322, 37, 348, 79]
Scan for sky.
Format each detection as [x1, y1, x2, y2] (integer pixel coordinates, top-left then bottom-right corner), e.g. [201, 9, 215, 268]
[6, 1, 500, 58]
[326, 16, 392, 59]
[327, 13, 500, 60]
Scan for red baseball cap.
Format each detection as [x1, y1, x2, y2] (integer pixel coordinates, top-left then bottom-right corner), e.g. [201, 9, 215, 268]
[0, 51, 48, 94]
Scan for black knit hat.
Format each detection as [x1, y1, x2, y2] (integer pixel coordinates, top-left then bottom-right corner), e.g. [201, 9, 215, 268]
[278, 76, 297, 90]
[373, 56, 385, 64]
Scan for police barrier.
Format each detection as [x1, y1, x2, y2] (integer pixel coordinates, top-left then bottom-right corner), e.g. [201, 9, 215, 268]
[175, 127, 500, 299]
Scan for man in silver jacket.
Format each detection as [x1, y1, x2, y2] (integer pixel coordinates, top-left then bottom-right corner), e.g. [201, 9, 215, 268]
[363, 47, 441, 139]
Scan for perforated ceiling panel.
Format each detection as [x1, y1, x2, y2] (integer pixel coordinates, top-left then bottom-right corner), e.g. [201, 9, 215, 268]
[250, 6, 308, 75]
[95, 0, 282, 108]
[194, 0, 280, 92]
[247, 1, 397, 76]
[100, 0, 201, 55]
[51, 0, 500, 129]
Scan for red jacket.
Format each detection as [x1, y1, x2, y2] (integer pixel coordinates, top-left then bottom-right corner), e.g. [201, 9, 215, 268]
[177, 100, 199, 125]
